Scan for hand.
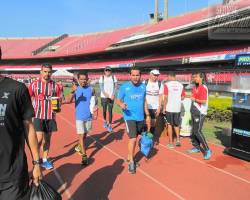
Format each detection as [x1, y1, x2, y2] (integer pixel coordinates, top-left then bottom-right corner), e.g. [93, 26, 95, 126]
[155, 108, 161, 117]
[120, 103, 127, 110]
[110, 95, 115, 100]
[71, 84, 77, 93]
[33, 165, 42, 186]
[146, 115, 151, 131]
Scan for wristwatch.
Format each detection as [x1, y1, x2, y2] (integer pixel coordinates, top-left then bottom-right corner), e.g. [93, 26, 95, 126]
[32, 159, 41, 166]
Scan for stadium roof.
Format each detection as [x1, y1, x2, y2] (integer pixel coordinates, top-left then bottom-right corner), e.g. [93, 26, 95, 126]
[0, 0, 249, 60]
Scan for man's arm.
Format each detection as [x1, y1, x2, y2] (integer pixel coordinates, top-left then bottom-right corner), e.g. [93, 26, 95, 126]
[24, 118, 42, 186]
[116, 98, 127, 110]
[144, 99, 151, 131]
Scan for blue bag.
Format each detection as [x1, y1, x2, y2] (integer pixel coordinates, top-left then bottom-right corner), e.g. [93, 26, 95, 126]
[140, 132, 154, 157]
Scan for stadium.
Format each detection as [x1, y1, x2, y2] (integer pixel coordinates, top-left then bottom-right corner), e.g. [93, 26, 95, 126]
[0, 0, 250, 199]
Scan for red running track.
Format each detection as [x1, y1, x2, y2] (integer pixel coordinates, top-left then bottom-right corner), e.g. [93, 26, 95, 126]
[26, 104, 250, 200]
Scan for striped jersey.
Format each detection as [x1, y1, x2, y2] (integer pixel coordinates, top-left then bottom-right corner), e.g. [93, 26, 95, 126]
[28, 79, 61, 119]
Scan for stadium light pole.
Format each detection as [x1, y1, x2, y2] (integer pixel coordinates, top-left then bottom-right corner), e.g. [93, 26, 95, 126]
[154, 0, 159, 22]
[164, 0, 168, 20]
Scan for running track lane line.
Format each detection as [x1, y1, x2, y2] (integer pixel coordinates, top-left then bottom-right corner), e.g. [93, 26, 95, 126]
[54, 169, 74, 200]
[58, 114, 186, 200]
[158, 143, 250, 185]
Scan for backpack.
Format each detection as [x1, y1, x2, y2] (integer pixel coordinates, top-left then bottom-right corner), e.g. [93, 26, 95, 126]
[145, 80, 162, 89]
[102, 75, 115, 88]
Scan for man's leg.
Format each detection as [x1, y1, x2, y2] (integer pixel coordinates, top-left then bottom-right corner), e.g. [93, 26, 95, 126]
[125, 120, 137, 174]
[107, 99, 114, 132]
[187, 114, 202, 154]
[193, 114, 211, 159]
[101, 98, 108, 128]
[174, 113, 181, 146]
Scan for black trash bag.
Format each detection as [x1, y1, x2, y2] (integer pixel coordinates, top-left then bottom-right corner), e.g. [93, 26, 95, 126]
[30, 180, 62, 200]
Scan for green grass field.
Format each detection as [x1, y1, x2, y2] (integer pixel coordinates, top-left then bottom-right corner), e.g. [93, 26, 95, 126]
[64, 86, 231, 146]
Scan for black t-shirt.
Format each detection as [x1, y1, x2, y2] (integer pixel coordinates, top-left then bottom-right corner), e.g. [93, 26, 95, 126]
[0, 77, 35, 186]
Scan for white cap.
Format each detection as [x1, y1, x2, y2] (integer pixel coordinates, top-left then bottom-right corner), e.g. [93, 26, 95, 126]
[150, 69, 160, 75]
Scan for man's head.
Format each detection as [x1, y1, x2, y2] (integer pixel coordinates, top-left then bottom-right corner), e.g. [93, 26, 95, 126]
[129, 66, 141, 85]
[149, 69, 160, 82]
[192, 73, 204, 85]
[40, 63, 52, 82]
[168, 72, 176, 81]
[77, 72, 89, 87]
[104, 66, 112, 77]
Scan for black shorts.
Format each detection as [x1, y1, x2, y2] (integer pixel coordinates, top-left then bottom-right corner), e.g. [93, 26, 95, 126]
[148, 109, 157, 120]
[101, 98, 114, 107]
[164, 112, 181, 127]
[33, 118, 58, 133]
[125, 120, 145, 138]
[0, 178, 29, 200]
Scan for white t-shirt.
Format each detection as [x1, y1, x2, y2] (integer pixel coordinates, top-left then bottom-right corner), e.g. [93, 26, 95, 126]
[99, 75, 117, 98]
[145, 81, 164, 110]
[164, 81, 185, 113]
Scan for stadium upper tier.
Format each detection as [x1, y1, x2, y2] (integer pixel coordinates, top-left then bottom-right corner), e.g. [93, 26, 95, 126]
[0, 0, 249, 60]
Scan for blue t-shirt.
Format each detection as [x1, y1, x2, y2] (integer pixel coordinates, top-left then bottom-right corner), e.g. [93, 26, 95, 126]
[75, 85, 92, 121]
[118, 81, 146, 121]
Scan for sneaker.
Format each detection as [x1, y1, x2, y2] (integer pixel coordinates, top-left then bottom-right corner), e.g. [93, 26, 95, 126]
[81, 154, 88, 166]
[74, 144, 82, 155]
[167, 144, 175, 149]
[126, 159, 140, 167]
[187, 147, 200, 154]
[176, 141, 181, 147]
[128, 161, 136, 174]
[41, 160, 53, 170]
[107, 125, 113, 133]
[204, 150, 212, 160]
[103, 121, 108, 129]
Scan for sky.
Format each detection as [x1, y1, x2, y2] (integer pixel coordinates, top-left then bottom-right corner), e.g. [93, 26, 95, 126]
[0, 0, 222, 38]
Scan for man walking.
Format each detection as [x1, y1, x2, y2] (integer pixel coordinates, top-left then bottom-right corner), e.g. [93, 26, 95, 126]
[99, 66, 117, 132]
[0, 75, 42, 199]
[163, 72, 185, 148]
[69, 72, 98, 165]
[117, 66, 150, 174]
[187, 73, 212, 160]
[144, 69, 163, 142]
[29, 63, 61, 170]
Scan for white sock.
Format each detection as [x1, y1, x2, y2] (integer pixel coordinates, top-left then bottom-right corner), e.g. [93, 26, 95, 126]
[43, 158, 47, 162]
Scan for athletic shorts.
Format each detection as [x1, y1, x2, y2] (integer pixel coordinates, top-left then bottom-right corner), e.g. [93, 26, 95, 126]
[76, 120, 92, 134]
[124, 120, 145, 139]
[148, 109, 157, 120]
[164, 112, 181, 127]
[0, 178, 29, 200]
[101, 98, 114, 107]
[33, 118, 58, 133]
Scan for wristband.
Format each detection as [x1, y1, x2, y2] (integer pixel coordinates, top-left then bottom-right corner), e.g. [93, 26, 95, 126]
[32, 159, 42, 166]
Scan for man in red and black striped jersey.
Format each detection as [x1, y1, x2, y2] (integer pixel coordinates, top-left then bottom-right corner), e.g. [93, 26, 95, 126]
[29, 63, 61, 170]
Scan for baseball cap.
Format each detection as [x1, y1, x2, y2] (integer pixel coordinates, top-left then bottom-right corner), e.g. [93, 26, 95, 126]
[104, 66, 112, 71]
[150, 69, 160, 75]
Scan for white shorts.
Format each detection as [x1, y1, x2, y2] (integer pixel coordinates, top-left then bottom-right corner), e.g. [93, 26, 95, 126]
[76, 120, 92, 134]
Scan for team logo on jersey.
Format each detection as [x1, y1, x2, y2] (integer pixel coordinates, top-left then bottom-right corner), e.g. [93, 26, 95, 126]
[1, 92, 10, 99]
[0, 104, 7, 116]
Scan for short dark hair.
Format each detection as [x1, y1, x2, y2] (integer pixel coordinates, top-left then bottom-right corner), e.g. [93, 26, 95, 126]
[168, 72, 176, 77]
[41, 63, 52, 69]
[129, 66, 141, 75]
[77, 71, 88, 79]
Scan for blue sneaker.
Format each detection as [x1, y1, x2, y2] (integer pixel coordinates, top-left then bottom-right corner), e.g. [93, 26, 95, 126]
[103, 121, 108, 129]
[41, 160, 53, 170]
[204, 150, 212, 160]
[187, 148, 200, 154]
[107, 125, 113, 133]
